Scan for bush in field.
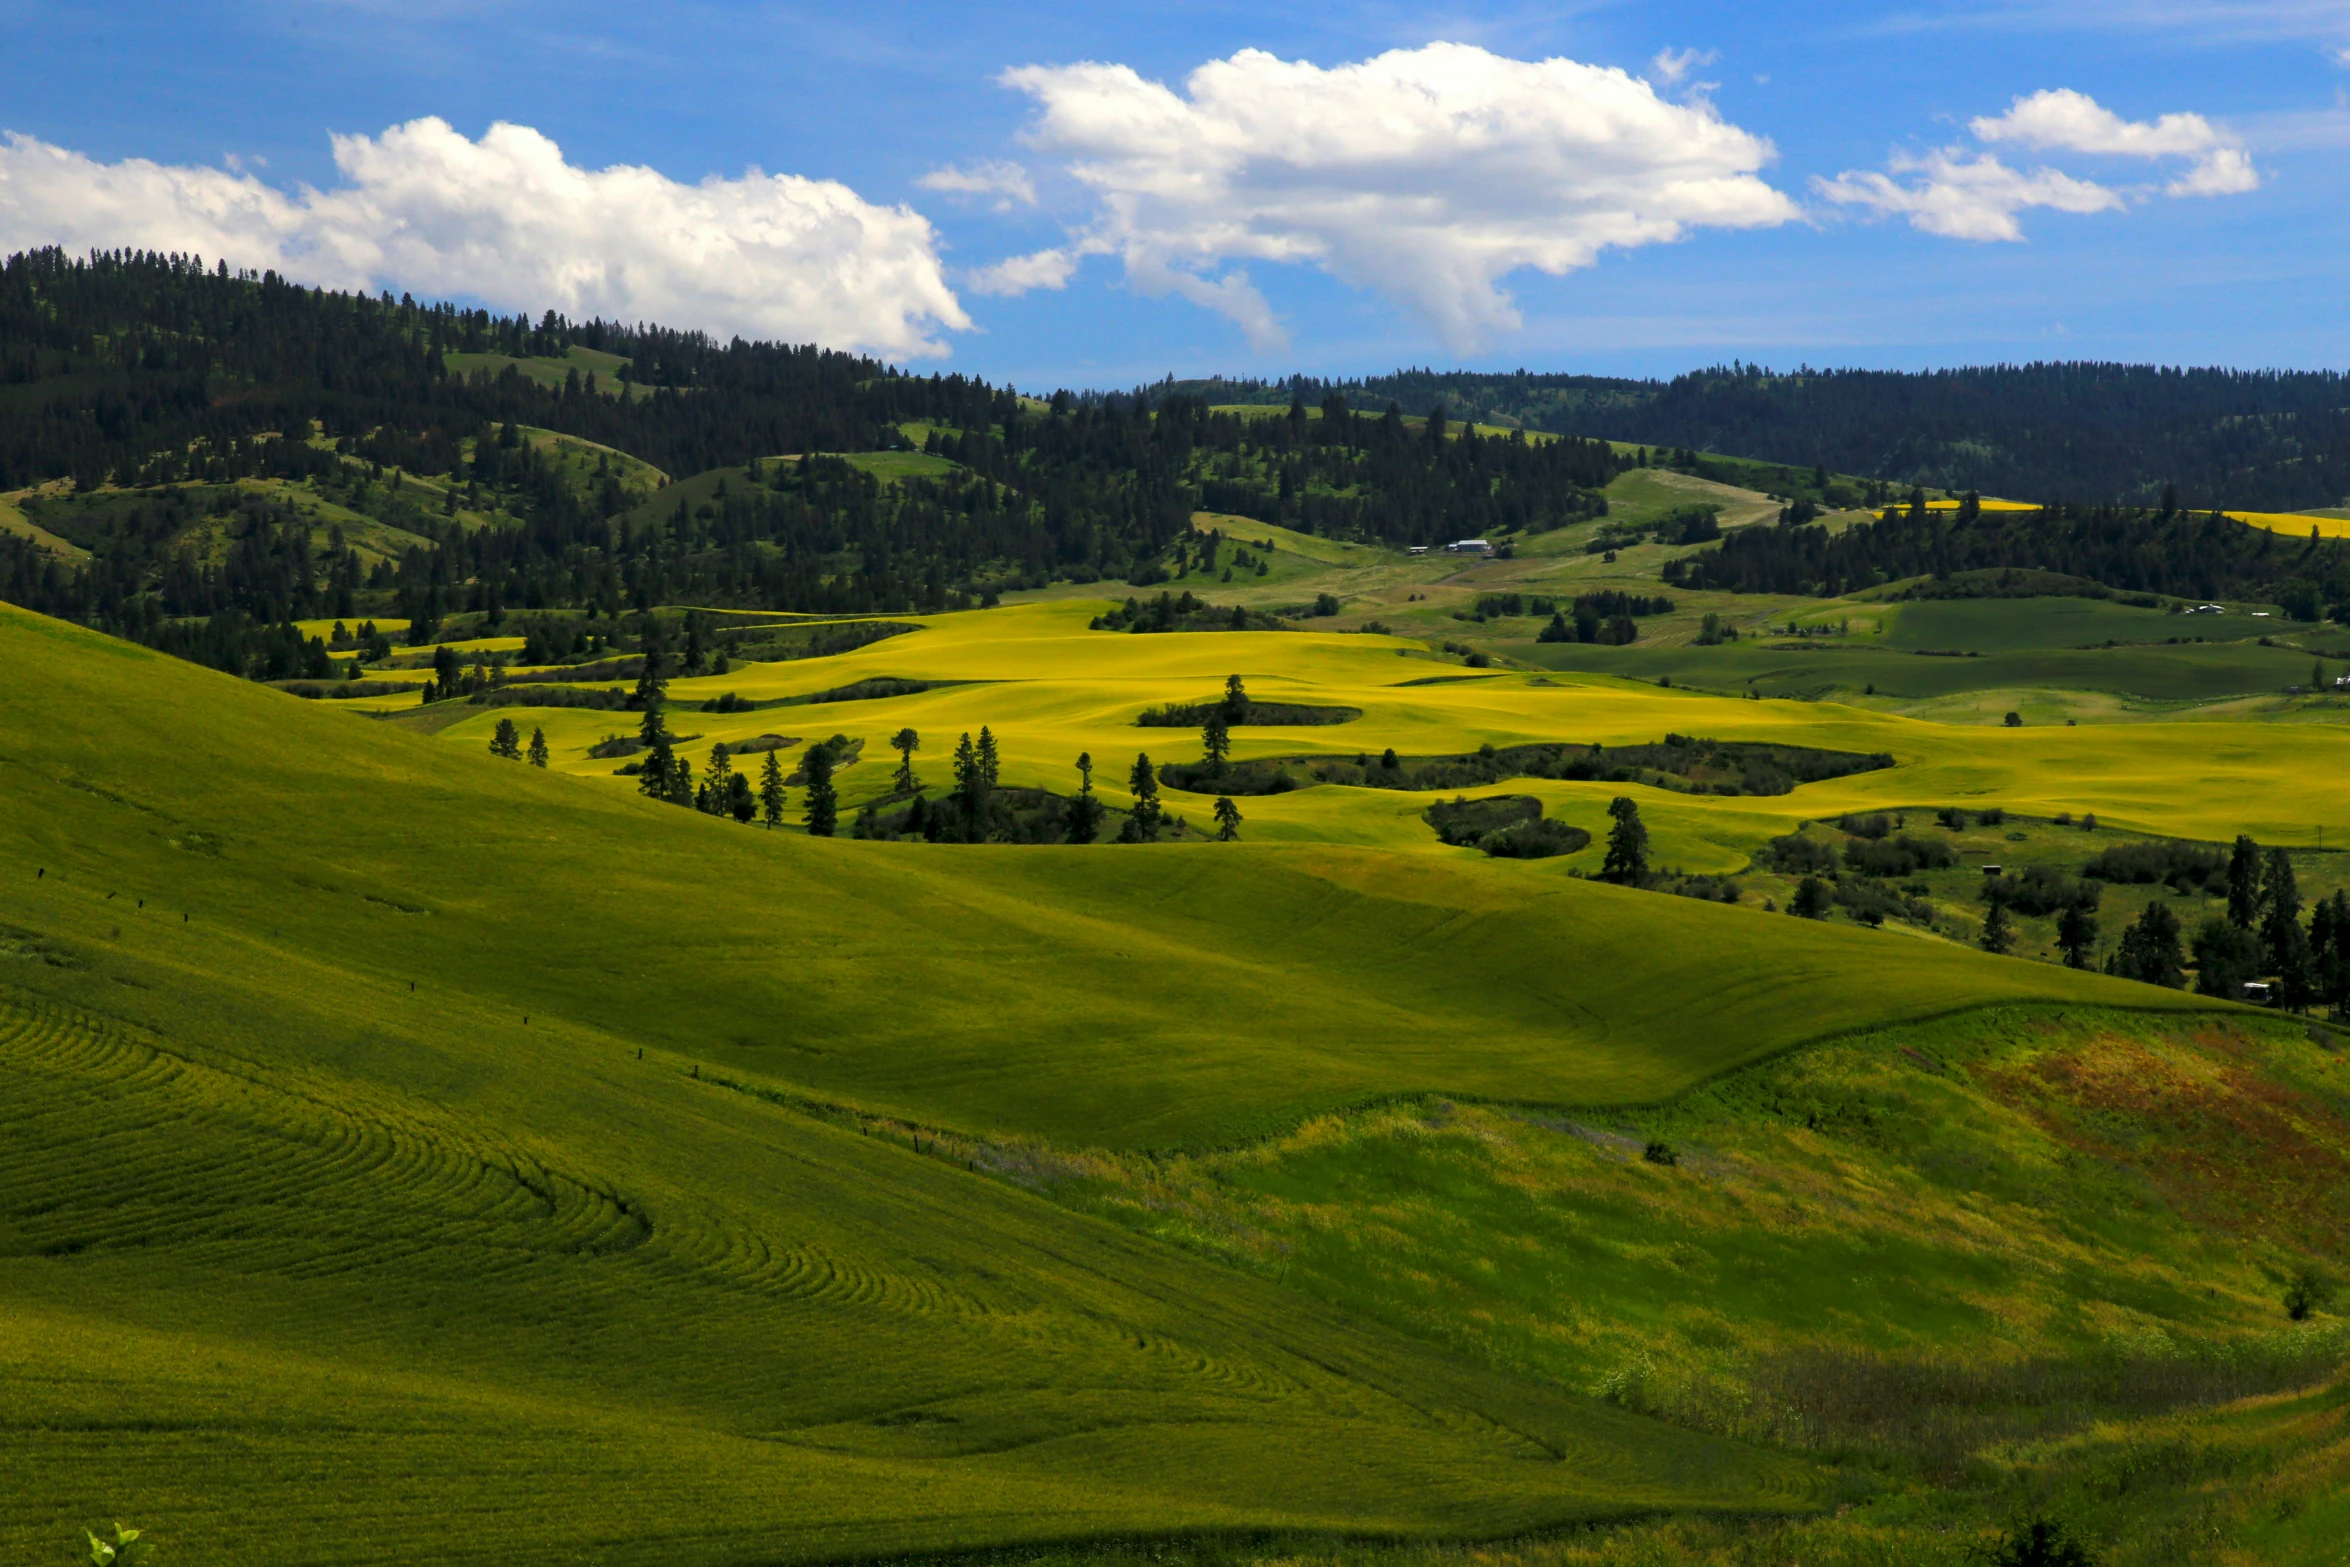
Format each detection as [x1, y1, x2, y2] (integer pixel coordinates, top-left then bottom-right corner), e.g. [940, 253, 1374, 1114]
[1991, 1517, 2096, 1567]
[1765, 834, 1839, 875]
[2284, 1265, 2334, 1321]
[1481, 818, 1590, 860]
[2082, 839, 2225, 893]
[1984, 865, 2100, 917]
[1844, 833, 1955, 877]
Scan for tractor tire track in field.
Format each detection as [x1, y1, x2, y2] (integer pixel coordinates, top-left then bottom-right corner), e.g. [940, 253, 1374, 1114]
[0, 992, 649, 1275]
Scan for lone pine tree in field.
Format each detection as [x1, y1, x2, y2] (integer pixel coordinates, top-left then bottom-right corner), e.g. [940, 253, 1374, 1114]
[802, 745, 837, 837]
[1202, 712, 1231, 776]
[1221, 673, 1249, 722]
[1601, 796, 1648, 885]
[890, 728, 921, 793]
[759, 749, 786, 829]
[1066, 752, 1103, 844]
[1213, 796, 1243, 841]
[489, 717, 522, 760]
[526, 726, 548, 767]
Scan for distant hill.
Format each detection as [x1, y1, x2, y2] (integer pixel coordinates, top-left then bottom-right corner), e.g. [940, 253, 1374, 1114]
[1167, 363, 2350, 513]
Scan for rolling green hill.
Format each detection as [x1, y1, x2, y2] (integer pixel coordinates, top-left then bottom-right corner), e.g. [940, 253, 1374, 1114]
[0, 604, 2216, 1148]
[6, 599, 2347, 1566]
[2, 602, 1844, 1563]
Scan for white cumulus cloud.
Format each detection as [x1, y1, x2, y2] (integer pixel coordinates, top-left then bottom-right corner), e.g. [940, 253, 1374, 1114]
[916, 159, 1039, 210]
[1814, 150, 2123, 241]
[989, 42, 1799, 350]
[1972, 87, 2257, 194]
[0, 118, 970, 358]
[1820, 88, 2257, 242]
[967, 246, 1081, 296]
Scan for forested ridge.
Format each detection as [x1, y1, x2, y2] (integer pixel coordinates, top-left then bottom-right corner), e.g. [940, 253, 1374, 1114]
[0, 248, 1622, 671]
[1665, 498, 2350, 617]
[1182, 363, 2350, 511]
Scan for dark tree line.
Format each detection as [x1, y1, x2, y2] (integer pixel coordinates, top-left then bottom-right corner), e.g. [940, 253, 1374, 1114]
[1662, 501, 2350, 615]
[0, 246, 1019, 492]
[1177, 363, 2350, 511]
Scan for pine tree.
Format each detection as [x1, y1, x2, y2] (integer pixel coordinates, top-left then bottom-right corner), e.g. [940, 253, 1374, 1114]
[1202, 712, 1231, 776]
[759, 749, 786, 829]
[803, 746, 837, 837]
[1789, 876, 1830, 919]
[526, 726, 549, 767]
[1065, 753, 1102, 844]
[727, 771, 755, 823]
[2227, 835, 2262, 928]
[977, 726, 1000, 788]
[2111, 902, 2185, 988]
[2193, 917, 2262, 998]
[2056, 904, 2098, 969]
[665, 752, 695, 808]
[489, 717, 522, 759]
[639, 732, 675, 801]
[703, 744, 736, 816]
[2262, 846, 2303, 971]
[1213, 796, 1243, 841]
[1127, 752, 1161, 841]
[2318, 890, 2350, 1013]
[2276, 920, 2317, 1011]
[1980, 897, 2016, 955]
[951, 732, 987, 841]
[634, 640, 670, 747]
[1222, 674, 1248, 723]
[890, 727, 921, 793]
[1600, 796, 1648, 885]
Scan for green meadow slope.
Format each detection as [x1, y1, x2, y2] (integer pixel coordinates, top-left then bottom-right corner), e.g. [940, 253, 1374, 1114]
[0, 605, 2211, 1149]
[0, 607, 1853, 1563]
[0, 604, 2295, 1567]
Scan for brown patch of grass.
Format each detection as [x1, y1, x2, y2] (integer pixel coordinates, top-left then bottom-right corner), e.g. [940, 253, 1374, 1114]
[1975, 1026, 2350, 1253]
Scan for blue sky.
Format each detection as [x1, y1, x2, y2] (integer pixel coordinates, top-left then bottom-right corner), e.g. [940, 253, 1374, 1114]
[4, 0, 2347, 388]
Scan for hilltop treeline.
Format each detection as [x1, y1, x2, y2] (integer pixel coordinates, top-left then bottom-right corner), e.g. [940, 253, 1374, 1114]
[0, 246, 1013, 490]
[1181, 363, 2350, 511]
[0, 249, 1622, 658]
[1663, 501, 2350, 615]
[1187, 396, 1620, 539]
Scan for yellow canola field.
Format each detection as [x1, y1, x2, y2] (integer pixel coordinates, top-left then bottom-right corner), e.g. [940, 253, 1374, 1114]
[2227, 510, 2350, 539]
[1915, 497, 2350, 539]
[440, 599, 2350, 861]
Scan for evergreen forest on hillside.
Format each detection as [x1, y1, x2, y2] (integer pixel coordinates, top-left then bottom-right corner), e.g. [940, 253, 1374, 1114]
[1180, 363, 2350, 511]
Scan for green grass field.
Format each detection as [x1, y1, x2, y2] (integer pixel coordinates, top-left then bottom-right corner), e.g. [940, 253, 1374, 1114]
[8, 567, 2350, 1566]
